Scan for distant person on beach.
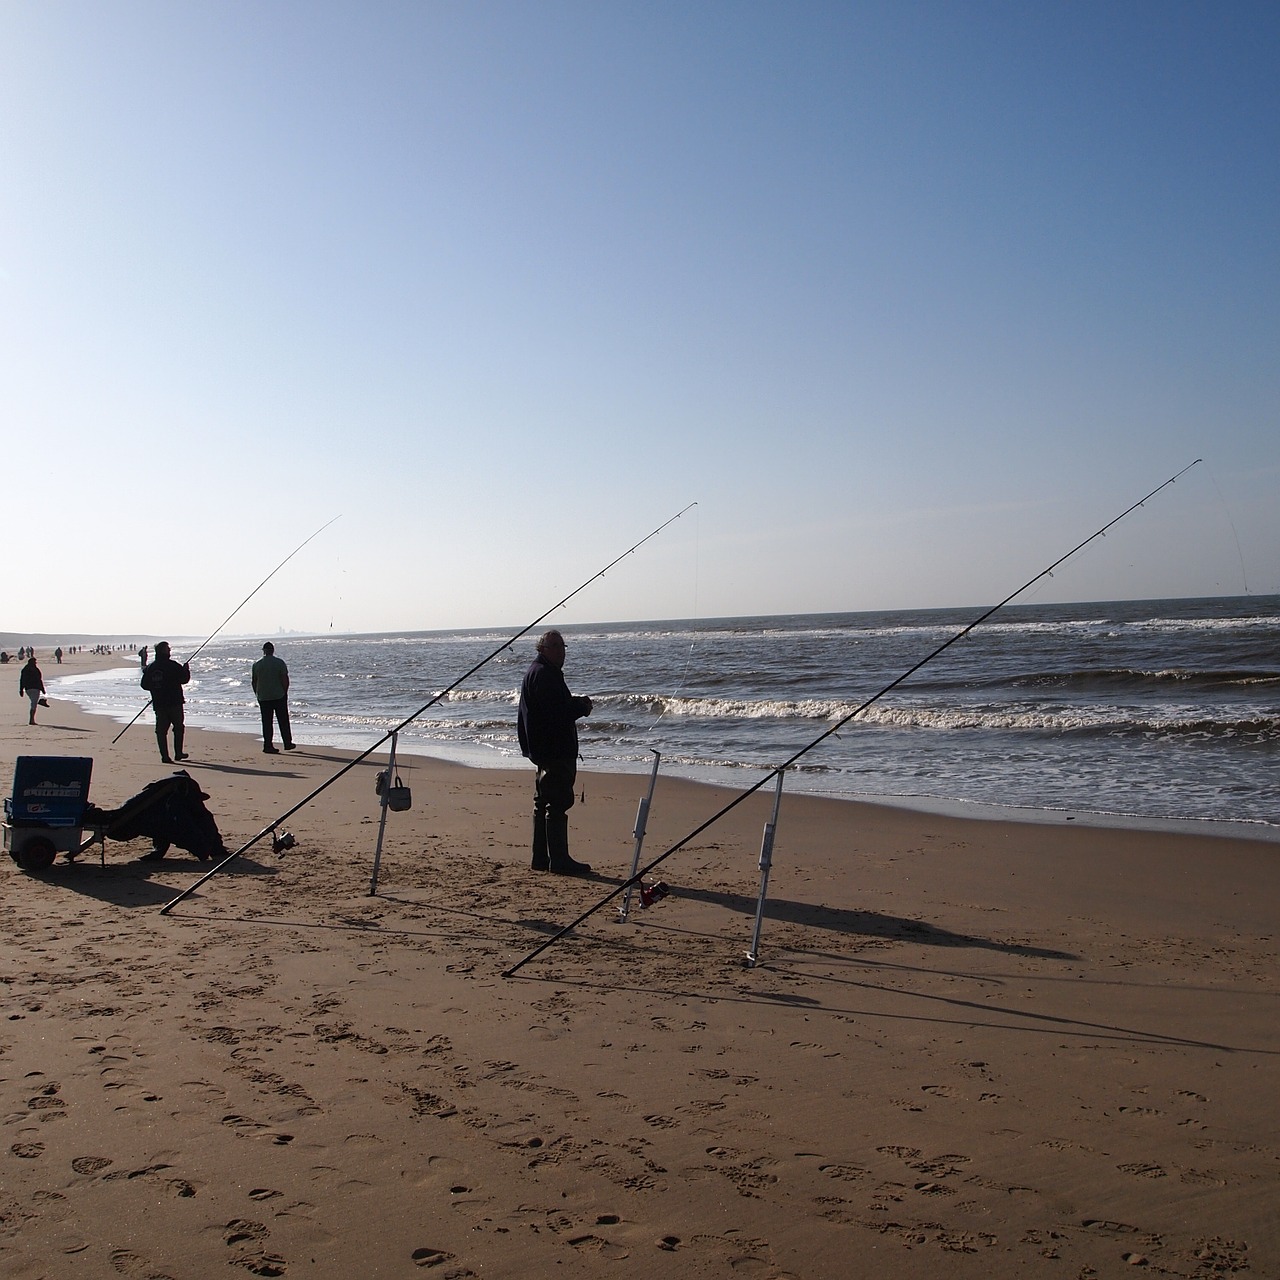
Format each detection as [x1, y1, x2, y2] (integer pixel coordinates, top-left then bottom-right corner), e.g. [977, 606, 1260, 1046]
[139, 645, 148, 669]
[517, 629, 593, 876]
[251, 641, 296, 754]
[140, 641, 190, 764]
[19, 655, 47, 724]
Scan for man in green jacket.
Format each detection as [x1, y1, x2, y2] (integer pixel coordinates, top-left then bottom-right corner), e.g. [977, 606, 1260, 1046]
[251, 642, 296, 754]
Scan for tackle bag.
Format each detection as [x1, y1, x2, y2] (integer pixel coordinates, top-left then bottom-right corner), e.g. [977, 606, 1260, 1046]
[83, 771, 227, 861]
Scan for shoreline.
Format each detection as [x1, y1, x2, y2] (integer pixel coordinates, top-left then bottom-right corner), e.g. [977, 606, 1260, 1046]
[44, 649, 1280, 847]
[3, 657, 1278, 1276]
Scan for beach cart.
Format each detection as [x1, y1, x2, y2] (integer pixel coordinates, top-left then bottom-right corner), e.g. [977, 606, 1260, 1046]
[3, 756, 95, 871]
[5, 756, 229, 872]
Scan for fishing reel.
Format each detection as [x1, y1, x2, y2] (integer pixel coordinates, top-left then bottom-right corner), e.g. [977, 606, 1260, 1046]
[639, 880, 670, 908]
[271, 829, 297, 855]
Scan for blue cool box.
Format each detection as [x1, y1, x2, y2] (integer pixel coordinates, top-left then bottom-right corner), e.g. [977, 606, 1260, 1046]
[6, 757, 93, 827]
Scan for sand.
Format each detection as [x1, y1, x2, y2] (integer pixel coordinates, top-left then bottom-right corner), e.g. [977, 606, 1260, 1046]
[1, 650, 1276, 1278]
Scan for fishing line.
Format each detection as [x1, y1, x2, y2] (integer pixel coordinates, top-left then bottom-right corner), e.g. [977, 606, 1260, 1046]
[159, 502, 698, 915]
[113, 516, 342, 744]
[644, 503, 702, 735]
[1204, 464, 1251, 595]
[503, 460, 1204, 978]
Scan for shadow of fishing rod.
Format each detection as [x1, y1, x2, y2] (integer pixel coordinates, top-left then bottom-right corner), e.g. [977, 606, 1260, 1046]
[502, 460, 1204, 978]
[113, 516, 341, 744]
[159, 503, 697, 915]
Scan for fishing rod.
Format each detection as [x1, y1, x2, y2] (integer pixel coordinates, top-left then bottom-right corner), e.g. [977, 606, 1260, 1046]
[159, 502, 698, 915]
[503, 460, 1204, 977]
[113, 516, 342, 744]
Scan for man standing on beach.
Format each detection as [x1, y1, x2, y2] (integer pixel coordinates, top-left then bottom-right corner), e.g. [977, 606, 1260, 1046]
[517, 629, 593, 876]
[140, 641, 190, 764]
[251, 641, 296, 754]
[19, 654, 46, 724]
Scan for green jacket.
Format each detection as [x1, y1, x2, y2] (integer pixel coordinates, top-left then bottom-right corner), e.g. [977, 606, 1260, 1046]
[251, 653, 290, 702]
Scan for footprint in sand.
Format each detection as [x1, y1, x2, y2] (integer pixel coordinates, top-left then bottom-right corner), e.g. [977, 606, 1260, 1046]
[110, 1248, 178, 1278]
[568, 1234, 630, 1259]
[877, 1145, 922, 1161]
[232, 1253, 287, 1277]
[911, 1153, 971, 1177]
[411, 1246, 455, 1267]
[224, 1218, 270, 1246]
[103, 1162, 174, 1184]
[71, 1155, 113, 1174]
[1082, 1218, 1141, 1234]
[913, 1180, 956, 1197]
[12, 1142, 44, 1158]
[221, 1114, 295, 1144]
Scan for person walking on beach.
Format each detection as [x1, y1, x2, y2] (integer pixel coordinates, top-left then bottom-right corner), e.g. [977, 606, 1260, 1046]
[517, 629, 593, 876]
[140, 641, 190, 764]
[19, 655, 47, 724]
[251, 641, 296, 754]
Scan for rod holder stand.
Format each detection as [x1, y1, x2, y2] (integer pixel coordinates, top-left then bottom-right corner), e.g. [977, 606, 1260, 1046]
[368, 731, 398, 895]
[619, 750, 662, 922]
[745, 770, 785, 967]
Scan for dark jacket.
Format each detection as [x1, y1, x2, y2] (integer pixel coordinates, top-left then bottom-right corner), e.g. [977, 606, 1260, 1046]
[19, 661, 44, 694]
[518, 655, 590, 763]
[141, 656, 190, 709]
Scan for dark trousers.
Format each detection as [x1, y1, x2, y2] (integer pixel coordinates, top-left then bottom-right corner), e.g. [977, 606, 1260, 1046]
[534, 759, 577, 820]
[258, 697, 293, 748]
[154, 702, 184, 761]
[531, 759, 576, 870]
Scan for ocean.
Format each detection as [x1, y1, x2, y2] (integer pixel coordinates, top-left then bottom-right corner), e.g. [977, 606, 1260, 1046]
[51, 595, 1278, 836]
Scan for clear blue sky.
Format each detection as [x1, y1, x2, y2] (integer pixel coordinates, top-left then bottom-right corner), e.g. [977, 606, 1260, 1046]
[3, 1, 1276, 637]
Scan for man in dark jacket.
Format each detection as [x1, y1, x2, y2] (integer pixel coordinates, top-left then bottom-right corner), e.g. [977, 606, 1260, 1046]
[140, 641, 190, 764]
[517, 629, 593, 875]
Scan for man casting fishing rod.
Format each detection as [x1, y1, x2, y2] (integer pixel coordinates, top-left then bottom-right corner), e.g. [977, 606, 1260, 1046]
[140, 642, 190, 764]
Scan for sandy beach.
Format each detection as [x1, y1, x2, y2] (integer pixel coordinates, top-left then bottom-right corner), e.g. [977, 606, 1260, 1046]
[2, 650, 1276, 1278]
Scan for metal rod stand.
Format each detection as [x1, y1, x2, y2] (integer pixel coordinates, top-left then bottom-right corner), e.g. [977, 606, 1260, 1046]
[368, 731, 398, 895]
[745, 770, 785, 967]
[618, 750, 661, 922]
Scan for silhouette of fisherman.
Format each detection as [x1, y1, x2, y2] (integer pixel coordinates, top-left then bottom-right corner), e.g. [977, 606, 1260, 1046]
[140, 641, 190, 764]
[517, 629, 593, 875]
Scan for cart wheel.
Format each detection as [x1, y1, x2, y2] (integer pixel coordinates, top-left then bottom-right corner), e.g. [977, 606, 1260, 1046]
[17, 836, 57, 872]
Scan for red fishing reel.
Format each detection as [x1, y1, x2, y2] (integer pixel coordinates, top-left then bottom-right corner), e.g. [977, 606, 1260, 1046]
[639, 879, 670, 908]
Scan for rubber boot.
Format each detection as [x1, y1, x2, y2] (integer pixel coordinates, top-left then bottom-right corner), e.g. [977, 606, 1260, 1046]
[546, 813, 591, 876]
[174, 726, 188, 762]
[157, 728, 172, 764]
[531, 813, 549, 871]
